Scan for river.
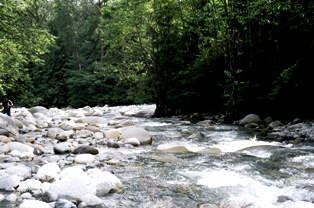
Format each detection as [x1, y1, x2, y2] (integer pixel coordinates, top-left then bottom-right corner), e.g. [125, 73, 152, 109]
[95, 116, 314, 208]
[2, 106, 314, 208]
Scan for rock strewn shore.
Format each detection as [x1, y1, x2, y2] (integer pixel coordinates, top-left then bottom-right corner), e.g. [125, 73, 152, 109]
[0, 104, 155, 207]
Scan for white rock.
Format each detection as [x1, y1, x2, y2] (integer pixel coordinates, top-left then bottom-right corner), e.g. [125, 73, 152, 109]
[119, 126, 152, 145]
[53, 142, 75, 154]
[9, 149, 22, 158]
[46, 128, 63, 139]
[124, 137, 140, 147]
[47, 168, 96, 201]
[20, 192, 33, 199]
[93, 132, 104, 139]
[75, 130, 93, 138]
[59, 166, 87, 179]
[0, 194, 4, 201]
[87, 169, 123, 195]
[103, 129, 120, 139]
[74, 154, 95, 164]
[60, 121, 77, 131]
[17, 179, 42, 192]
[0, 144, 9, 153]
[80, 194, 103, 206]
[22, 152, 35, 160]
[156, 143, 191, 153]
[13, 118, 24, 128]
[6, 193, 17, 202]
[19, 200, 51, 208]
[37, 163, 61, 182]
[7, 142, 34, 153]
[5, 165, 32, 180]
[0, 175, 20, 190]
[75, 116, 107, 125]
[117, 119, 134, 127]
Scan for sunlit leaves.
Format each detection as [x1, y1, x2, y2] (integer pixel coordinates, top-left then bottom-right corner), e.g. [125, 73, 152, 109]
[0, 0, 55, 96]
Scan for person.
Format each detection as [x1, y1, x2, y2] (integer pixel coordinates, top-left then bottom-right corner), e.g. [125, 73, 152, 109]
[0, 96, 13, 116]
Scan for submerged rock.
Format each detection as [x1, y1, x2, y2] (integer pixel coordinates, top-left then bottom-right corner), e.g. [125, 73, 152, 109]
[119, 126, 152, 145]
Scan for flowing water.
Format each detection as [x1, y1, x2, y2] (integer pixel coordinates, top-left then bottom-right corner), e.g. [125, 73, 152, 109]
[2, 115, 314, 208]
[99, 116, 314, 208]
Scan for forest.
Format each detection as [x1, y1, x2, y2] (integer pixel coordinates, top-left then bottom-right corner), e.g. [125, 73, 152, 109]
[0, 0, 313, 121]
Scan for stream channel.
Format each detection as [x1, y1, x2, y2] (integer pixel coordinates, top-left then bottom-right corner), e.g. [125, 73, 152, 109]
[2, 108, 314, 208]
[96, 116, 314, 207]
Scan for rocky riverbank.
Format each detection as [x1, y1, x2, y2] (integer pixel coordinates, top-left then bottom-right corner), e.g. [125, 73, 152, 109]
[0, 105, 155, 208]
[231, 113, 314, 146]
[0, 105, 313, 208]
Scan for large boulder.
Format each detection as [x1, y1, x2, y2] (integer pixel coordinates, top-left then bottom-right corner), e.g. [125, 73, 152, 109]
[0, 114, 19, 138]
[239, 114, 262, 126]
[37, 163, 61, 182]
[87, 168, 123, 195]
[28, 106, 52, 117]
[46, 166, 96, 201]
[119, 127, 152, 145]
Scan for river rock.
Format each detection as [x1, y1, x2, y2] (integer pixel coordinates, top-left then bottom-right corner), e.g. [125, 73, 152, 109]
[0, 143, 9, 153]
[116, 119, 134, 127]
[46, 166, 96, 201]
[47, 128, 63, 139]
[13, 118, 24, 129]
[5, 165, 32, 180]
[16, 179, 42, 192]
[32, 112, 51, 128]
[0, 135, 10, 144]
[14, 108, 36, 125]
[124, 137, 140, 147]
[80, 194, 104, 206]
[196, 147, 222, 154]
[19, 199, 52, 208]
[28, 106, 52, 116]
[93, 132, 104, 139]
[6, 193, 17, 202]
[74, 154, 95, 164]
[0, 114, 19, 138]
[75, 129, 93, 138]
[107, 139, 120, 148]
[103, 129, 120, 139]
[0, 174, 20, 190]
[60, 120, 77, 131]
[87, 168, 123, 195]
[56, 134, 68, 142]
[156, 143, 191, 153]
[73, 145, 99, 155]
[119, 127, 152, 145]
[7, 142, 34, 153]
[54, 199, 77, 208]
[0, 129, 9, 137]
[75, 117, 108, 125]
[269, 120, 282, 129]
[20, 192, 33, 199]
[37, 163, 61, 182]
[239, 114, 262, 126]
[53, 142, 74, 154]
[188, 132, 205, 139]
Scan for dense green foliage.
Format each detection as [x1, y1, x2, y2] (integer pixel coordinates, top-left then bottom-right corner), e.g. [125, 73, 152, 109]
[1, 0, 314, 120]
